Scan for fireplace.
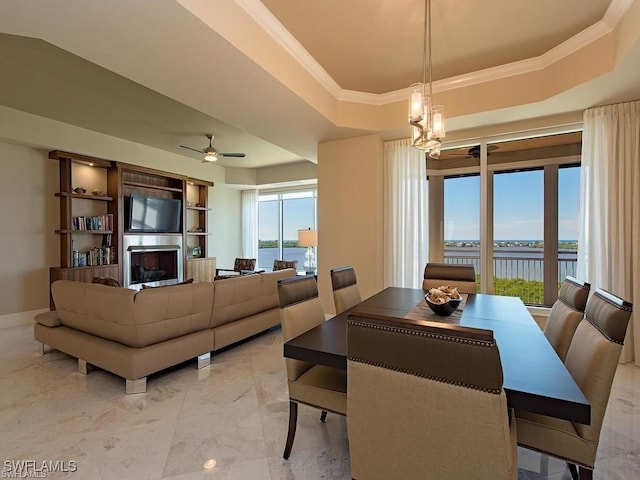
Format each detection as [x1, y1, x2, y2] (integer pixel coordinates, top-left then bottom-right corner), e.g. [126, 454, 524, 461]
[123, 235, 183, 289]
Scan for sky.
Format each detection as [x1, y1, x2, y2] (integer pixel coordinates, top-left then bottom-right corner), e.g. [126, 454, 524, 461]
[256, 166, 581, 242]
[444, 166, 580, 241]
[259, 194, 315, 240]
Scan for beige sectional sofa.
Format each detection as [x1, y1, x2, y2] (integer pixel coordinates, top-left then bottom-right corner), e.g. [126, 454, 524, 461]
[34, 269, 296, 393]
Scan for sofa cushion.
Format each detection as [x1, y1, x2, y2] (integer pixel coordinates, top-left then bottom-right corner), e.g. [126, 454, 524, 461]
[51, 280, 214, 348]
[211, 273, 264, 328]
[34, 310, 63, 327]
[210, 269, 296, 329]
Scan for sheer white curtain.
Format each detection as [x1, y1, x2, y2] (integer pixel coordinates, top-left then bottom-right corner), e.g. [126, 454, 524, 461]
[577, 100, 640, 364]
[241, 189, 258, 260]
[383, 138, 429, 288]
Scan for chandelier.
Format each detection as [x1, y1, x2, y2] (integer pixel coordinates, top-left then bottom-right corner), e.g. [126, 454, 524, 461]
[408, 0, 445, 158]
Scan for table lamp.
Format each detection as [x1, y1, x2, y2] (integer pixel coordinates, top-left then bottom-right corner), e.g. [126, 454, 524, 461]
[297, 228, 317, 274]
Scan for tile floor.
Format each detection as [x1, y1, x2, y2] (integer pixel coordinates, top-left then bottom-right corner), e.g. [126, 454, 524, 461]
[1, 323, 638, 479]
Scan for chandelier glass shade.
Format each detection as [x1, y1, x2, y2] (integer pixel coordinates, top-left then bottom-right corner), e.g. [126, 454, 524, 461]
[408, 0, 445, 158]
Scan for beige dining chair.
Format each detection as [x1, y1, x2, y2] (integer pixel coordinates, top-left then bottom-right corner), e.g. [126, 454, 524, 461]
[422, 262, 477, 293]
[277, 275, 347, 459]
[330, 266, 362, 314]
[544, 276, 590, 362]
[516, 288, 633, 480]
[347, 313, 517, 480]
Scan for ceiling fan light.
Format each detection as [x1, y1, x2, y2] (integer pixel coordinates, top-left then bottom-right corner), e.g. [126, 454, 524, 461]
[203, 151, 217, 162]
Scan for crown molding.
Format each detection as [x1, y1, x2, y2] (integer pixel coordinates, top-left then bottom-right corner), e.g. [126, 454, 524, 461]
[235, 0, 342, 98]
[236, 0, 632, 106]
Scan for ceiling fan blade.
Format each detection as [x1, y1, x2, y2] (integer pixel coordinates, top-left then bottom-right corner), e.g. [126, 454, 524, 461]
[180, 145, 204, 154]
[219, 153, 246, 158]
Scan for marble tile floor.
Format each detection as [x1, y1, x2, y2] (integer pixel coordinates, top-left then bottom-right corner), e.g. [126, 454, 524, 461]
[1, 323, 639, 479]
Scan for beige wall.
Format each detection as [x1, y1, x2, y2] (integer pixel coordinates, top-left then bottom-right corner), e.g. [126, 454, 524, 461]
[317, 134, 384, 314]
[0, 143, 59, 317]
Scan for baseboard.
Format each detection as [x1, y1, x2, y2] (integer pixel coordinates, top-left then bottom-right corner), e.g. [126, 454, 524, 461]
[0, 308, 48, 329]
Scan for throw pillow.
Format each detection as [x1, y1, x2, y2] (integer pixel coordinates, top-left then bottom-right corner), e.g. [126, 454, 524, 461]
[92, 276, 122, 288]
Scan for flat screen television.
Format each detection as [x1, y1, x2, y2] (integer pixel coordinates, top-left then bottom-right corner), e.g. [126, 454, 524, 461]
[127, 194, 182, 233]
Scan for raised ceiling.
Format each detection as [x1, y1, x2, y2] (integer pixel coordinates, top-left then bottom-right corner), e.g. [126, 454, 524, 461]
[0, 0, 638, 168]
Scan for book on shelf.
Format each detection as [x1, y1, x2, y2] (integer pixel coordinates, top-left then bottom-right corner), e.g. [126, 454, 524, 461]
[71, 213, 114, 231]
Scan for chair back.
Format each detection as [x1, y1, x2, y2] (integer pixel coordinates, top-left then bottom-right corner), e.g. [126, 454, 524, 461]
[347, 313, 516, 480]
[278, 275, 326, 382]
[565, 288, 632, 444]
[422, 262, 477, 293]
[233, 257, 256, 272]
[330, 266, 362, 313]
[544, 276, 590, 361]
[273, 259, 298, 271]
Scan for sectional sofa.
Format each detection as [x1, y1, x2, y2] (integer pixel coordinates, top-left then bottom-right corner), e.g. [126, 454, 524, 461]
[33, 269, 296, 393]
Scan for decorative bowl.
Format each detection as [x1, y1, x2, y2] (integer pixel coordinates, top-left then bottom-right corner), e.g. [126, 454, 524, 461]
[425, 295, 462, 316]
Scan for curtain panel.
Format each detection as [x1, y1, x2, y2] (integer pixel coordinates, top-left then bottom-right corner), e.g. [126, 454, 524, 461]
[383, 138, 429, 288]
[241, 189, 258, 260]
[577, 100, 640, 364]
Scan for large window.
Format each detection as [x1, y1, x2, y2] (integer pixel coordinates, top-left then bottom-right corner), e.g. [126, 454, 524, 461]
[257, 189, 317, 270]
[430, 131, 582, 306]
[493, 169, 544, 304]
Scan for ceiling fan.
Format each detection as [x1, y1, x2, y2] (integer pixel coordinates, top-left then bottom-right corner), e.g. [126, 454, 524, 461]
[180, 134, 246, 163]
[446, 144, 499, 159]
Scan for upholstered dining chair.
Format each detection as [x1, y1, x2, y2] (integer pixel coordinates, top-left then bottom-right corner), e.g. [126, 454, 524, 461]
[422, 262, 477, 293]
[516, 288, 633, 480]
[347, 312, 517, 479]
[330, 266, 362, 314]
[273, 259, 298, 271]
[277, 275, 347, 459]
[215, 257, 256, 279]
[544, 276, 591, 362]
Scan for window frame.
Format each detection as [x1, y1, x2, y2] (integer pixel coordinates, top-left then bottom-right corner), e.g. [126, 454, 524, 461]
[427, 129, 582, 306]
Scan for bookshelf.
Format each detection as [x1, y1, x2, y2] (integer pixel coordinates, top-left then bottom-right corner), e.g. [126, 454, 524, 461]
[48, 153, 216, 304]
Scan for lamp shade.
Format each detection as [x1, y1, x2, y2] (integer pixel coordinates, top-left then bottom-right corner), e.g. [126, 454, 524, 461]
[298, 229, 317, 247]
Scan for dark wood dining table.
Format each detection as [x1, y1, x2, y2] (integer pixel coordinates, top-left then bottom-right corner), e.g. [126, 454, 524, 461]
[284, 287, 590, 424]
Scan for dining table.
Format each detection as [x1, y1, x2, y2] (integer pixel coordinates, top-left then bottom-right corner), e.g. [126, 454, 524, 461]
[283, 287, 590, 424]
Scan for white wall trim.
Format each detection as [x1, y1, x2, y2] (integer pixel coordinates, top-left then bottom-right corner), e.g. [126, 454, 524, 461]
[0, 308, 48, 329]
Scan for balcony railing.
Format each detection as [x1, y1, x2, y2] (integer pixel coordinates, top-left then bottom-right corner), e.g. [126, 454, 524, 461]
[444, 248, 577, 306]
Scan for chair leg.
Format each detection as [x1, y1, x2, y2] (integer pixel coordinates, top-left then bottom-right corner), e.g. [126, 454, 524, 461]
[320, 410, 328, 423]
[283, 401, 298, 459]
[578, 466, 593, 480]
[567, 463, 578, 480]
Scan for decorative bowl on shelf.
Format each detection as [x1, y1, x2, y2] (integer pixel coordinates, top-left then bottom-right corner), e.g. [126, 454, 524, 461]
[73, 187, 86, 194]
[92, 190, 106, 196]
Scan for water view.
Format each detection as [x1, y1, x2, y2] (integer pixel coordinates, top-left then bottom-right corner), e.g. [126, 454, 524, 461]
[258, 239, 578, 306]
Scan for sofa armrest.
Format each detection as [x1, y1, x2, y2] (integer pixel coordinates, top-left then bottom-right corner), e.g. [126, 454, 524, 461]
[35, 310, 62, 327]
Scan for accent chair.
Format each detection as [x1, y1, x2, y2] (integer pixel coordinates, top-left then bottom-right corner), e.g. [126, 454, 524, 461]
[215, 257, 256, 279]
[273, 259, 298, 271]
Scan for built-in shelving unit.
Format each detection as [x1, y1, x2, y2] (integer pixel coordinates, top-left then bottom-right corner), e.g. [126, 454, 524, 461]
[49, 152, 215, 301]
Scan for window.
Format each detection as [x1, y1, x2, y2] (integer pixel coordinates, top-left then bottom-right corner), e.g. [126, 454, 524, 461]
[493, 169, 544, 304]
[430, 131, 581, 306]
[258, 189, 317, 270]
